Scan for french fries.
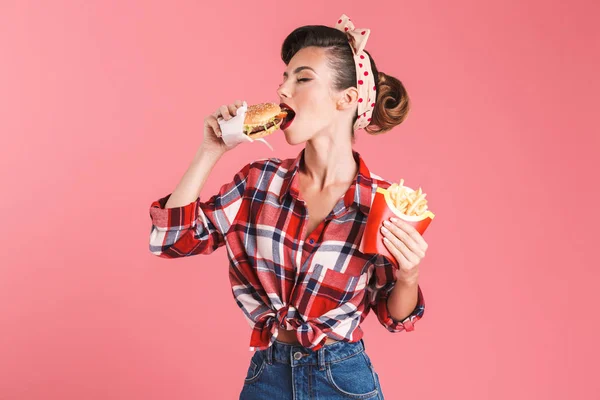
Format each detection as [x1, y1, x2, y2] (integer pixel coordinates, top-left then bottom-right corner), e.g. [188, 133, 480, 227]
[361, 178, 434, 259]
[387, 179, 429, 217]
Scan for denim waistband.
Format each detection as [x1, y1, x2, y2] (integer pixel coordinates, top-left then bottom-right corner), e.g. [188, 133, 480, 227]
[263, 338, 366, 371]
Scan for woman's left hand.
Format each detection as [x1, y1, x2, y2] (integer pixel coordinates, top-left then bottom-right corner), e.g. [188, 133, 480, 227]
[380, 217, 429, 285]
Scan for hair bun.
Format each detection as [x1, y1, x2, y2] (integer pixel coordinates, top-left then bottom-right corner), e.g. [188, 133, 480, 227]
[366, 71, 411, 135]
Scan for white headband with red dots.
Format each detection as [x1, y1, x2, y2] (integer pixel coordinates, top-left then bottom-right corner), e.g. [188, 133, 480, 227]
[335, 14, 377, 131]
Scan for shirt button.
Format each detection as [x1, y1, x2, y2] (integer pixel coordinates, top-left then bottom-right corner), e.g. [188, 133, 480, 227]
[293, 351, 303, 360]
[309, 238, 315, 244]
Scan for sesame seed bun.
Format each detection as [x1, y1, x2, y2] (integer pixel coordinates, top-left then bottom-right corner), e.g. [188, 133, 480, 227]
[243, 102, 287, 138]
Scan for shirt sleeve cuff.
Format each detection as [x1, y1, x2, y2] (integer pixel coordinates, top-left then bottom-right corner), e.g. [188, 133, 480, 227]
[378, 282, 425, 332]
[149, 194, 200, 231]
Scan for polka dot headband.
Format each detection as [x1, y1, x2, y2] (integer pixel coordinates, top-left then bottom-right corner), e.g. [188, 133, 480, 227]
[334, 14, 377, 131]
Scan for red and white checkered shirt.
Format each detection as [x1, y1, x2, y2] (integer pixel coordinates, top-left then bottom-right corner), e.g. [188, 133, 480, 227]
[149, 149, 425, 351]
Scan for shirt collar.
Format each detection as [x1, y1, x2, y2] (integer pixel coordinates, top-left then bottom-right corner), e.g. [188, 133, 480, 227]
[278, 148, 374, 216]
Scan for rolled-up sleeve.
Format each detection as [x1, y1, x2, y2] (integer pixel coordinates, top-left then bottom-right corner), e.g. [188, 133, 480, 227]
[148, 162, 251, 258]
[367, 255, 425, 332]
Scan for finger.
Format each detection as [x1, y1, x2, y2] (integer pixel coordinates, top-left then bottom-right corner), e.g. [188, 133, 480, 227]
[389, 218, 427, 256]
[219, 105, 232, 120]
[227, 103, 238, 117]
[383, 220, 423, 258]
[384, 231, 419, 267]
[382, 236, 410, 268]
[206, 116, 222, 137]
[234, 99, 244, 107]
[391, 218, 428, 251]
[205, 114, 217, 126]
[381, 226, 420, 265]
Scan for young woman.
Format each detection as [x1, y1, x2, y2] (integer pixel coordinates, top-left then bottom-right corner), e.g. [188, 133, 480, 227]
[149, 14, 429, 400]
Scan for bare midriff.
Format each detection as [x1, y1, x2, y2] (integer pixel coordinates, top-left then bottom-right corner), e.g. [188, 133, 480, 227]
[276, 328, 339, 345]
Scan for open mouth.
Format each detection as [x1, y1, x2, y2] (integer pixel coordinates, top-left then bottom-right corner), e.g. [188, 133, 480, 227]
[280, 103, 296, 129]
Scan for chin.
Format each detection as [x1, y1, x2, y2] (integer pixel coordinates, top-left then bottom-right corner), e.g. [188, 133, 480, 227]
[283, 132, 299, 145]
[283, 129, 309, 146]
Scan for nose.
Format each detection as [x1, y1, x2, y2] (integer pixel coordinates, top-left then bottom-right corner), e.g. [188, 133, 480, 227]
[277, 82, 290, 99]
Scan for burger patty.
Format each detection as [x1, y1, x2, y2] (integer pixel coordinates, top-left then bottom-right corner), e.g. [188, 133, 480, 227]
[248, 118, 282, 134]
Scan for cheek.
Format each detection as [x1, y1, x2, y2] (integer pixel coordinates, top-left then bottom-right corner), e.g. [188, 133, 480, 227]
[294, 90, 335, 125]
[312, 105, 334, 124]
[304, 98, 332, 119]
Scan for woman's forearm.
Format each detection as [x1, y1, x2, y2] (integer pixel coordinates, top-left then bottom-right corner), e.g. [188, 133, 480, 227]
[164, 147, 225, 209]
[387, 279, 419, 322]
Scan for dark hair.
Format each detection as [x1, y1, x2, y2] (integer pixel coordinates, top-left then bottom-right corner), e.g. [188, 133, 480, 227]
[281, 25, 410, 137]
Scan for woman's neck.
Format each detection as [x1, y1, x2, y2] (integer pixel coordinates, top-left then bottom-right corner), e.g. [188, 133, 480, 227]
[301, 140, 358, 190]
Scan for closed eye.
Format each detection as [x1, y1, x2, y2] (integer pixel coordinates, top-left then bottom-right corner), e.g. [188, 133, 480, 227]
[278, 78, 311, 88]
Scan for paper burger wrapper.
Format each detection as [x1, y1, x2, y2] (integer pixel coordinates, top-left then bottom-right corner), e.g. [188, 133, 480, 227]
[360, 186, 435, 268]
[217, 101, 274, 151]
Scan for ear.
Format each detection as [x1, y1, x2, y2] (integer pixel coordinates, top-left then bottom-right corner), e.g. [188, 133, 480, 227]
[336, 86, 360, 111]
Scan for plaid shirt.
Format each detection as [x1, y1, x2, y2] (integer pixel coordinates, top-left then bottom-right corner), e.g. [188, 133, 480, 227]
[149, 149, 425, 351]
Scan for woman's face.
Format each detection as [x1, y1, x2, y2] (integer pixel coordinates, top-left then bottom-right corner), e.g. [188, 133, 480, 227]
[277, 46, 356, 145]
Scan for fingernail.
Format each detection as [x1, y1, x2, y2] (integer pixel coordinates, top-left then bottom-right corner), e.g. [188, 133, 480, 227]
[383, 220, 391, 227]
[390, 218, 399, 223]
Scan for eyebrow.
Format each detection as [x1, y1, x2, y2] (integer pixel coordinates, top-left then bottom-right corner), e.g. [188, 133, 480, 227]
[283, 66, 316, 77]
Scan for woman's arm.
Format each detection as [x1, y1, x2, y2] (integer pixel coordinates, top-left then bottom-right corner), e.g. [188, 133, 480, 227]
[149, 146, 253, 258]
[164, 147, 225, 209]
[387, 279, 420, 322]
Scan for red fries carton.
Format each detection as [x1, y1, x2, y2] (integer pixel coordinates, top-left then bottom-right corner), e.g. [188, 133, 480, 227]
[361, 183, 435, 268]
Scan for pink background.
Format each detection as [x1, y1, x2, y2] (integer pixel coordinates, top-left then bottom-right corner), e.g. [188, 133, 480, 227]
[1, 1, 598, 399]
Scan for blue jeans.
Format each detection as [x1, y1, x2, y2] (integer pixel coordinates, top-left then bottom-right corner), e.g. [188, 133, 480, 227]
[239, 338, 385, 399]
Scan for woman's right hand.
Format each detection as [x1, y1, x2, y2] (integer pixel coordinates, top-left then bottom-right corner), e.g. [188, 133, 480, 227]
[201, 100, 245, 155]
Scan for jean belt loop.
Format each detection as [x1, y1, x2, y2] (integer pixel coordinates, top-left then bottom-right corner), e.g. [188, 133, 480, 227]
[318, 345, 326, 371]
[266, 342, 273, 365]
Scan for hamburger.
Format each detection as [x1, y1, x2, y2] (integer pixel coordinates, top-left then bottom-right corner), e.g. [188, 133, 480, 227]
[243, 103, 294, 139]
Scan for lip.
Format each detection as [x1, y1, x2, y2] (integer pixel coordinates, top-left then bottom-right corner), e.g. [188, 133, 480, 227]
[279, 102, 295, 113]
[279, 102, 296, 130]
